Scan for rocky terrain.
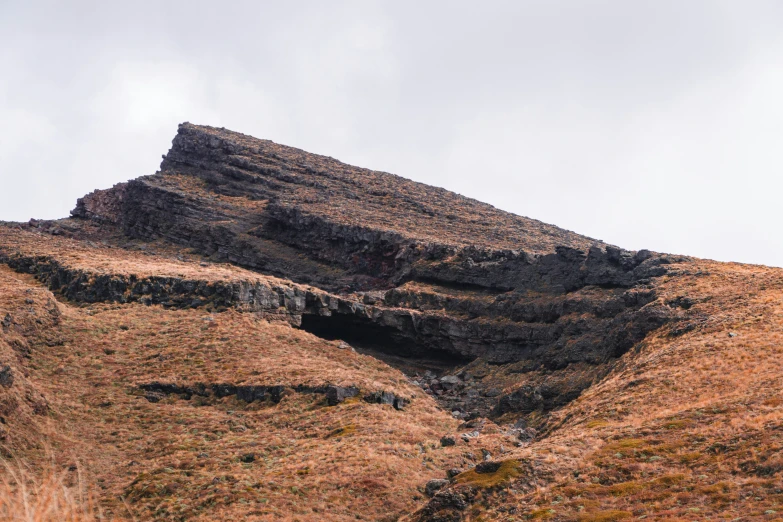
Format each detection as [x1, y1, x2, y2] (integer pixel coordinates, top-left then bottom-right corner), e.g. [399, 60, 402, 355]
[1, 123, 781, 521]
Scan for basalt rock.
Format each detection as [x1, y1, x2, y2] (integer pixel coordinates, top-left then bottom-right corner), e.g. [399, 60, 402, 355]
[71, 124, 685, 291]
[137, 381, 404, 408]
[425, 479, 450, 497]
[9, 123, 688, 421]
[72, 184, 127, 225]
[363, 390, 408, 410]
[414, 489, 473, 522]
[325, 385, 359, 405]
[0, 365, 13, 388]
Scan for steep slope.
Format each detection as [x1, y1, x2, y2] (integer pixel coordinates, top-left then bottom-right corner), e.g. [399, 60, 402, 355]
[66, 124, 686, 420]
[72, 123, 676, 294]
[408, 260, 783, 521]
[0, 236, 477, 521]
[1, 124, 780, 521]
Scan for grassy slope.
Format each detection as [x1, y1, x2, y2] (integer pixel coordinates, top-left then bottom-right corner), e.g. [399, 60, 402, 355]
[0, 257, 513, 521]
[443, 260, 783, 521]
[1, 227, 782, 520]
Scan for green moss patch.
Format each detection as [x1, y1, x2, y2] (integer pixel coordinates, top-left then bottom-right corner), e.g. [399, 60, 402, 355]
[453, 459, 524, 489]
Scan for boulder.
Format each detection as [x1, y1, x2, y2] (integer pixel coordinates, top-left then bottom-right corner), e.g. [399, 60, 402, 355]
[325, 385, 360, 406]
[425, 478, 449, 497]
[440, 435, 456, 447]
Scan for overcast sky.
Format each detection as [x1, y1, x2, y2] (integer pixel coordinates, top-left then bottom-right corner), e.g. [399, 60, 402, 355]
[2, 1, 782, 266]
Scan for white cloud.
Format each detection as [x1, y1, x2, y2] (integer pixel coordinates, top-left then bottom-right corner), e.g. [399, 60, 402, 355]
[91, 61, 215, 131]
[1, 0, 782, 266]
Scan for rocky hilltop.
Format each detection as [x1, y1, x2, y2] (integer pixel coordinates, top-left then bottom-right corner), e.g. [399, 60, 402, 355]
[1, 124, 781, 521]
[68, 124, 687, 416]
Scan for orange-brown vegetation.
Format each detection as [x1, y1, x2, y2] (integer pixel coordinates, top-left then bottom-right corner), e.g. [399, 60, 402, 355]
[4, 228, 782, 521]
[1, 124, 781, 521]
[0, 460, 100, 521]
[0, 259, 517, 520]
[467, 260, 783, 520]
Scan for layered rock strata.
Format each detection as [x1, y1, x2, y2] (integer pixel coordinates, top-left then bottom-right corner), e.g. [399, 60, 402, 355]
[23, 123, 690, 420]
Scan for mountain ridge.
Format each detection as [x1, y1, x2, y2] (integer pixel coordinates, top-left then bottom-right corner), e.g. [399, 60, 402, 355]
[0, 124, 780, 521]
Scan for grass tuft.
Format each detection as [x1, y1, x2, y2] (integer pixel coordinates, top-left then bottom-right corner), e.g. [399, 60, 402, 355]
[0, 461, 99, 521]
[453, 460, 523, 488]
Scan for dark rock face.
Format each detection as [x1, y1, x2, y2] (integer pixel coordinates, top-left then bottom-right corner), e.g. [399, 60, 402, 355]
[364, 390, 408, 410]
[55, 123, 691, 419]
[440, 435, 456, 447]
[140, 382, 290, 404]
[325, 385, 359, 406]
[474, 461, 503, 474]
[72, 124, 680, 292]
[72, 184, 127, 224]
[425, 479, 449, 497]
[1, 253, 339, 324]
[137, 381, 407, 410]
[0, 365, 13, 388]
[414, 489, 472, 522]
[1, 251, 673, 374]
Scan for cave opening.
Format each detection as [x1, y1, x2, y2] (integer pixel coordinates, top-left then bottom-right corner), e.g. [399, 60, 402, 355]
[299, 313, 472, 377]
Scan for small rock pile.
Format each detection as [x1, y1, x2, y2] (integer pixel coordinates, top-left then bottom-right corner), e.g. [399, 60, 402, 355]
[409, 371, 498, 420]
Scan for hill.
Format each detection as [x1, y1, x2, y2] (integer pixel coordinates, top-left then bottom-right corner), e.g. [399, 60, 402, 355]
[0, 124, 781, 521]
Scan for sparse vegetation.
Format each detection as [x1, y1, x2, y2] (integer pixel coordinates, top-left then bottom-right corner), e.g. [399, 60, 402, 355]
[453, 459, 524, 489]
[2, 124, 783, 520]
[0, 461, 98, 521]
[4, 231, 783, 520]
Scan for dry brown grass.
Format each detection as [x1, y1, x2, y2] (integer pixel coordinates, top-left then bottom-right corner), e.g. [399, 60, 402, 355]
[4, 224, 783, 520]
[492, 260, 783, 520]
[164, 123, 604, 255]
[0, 263, 519, 520]
[0, 226, 308, 285]
[0, 461, 100, 521]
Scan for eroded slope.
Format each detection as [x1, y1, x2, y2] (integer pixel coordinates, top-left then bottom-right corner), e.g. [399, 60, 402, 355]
[408, 260, 783, 521]
[1, 123, 780, 521]
[60, 124, 689, 425]
[1, 259, 510, 521]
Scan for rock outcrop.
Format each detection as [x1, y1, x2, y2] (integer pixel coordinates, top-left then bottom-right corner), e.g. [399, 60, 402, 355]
[38, 123, 690, 420]
[4, 123, 781, 522]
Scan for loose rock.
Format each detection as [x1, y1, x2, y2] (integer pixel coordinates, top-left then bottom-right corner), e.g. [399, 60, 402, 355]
[425, 478, 449, 497]
[325, 385, 359, 406]
[440, 435, 456, 447]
